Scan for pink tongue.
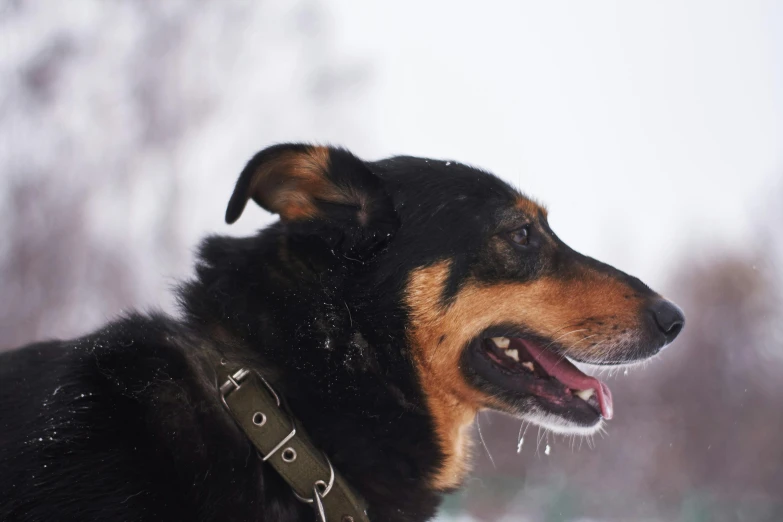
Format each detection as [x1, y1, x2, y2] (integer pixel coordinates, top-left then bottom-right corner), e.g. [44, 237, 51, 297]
[516, 339, 614, 419]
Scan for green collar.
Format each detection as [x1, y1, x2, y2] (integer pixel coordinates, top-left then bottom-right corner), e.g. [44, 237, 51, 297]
[219, 367, 370, 522]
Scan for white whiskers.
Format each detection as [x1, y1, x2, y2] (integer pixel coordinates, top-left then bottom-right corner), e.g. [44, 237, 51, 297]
[476, 412, 496, 469]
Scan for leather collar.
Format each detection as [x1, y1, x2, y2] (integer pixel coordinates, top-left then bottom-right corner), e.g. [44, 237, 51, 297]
[218, 367, 370, 522]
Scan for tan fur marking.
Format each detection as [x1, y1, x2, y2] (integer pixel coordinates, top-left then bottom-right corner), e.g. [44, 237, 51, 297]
[250, 146, 350, 221]
[405, 261, 482, 490]
[406, 260, 644, 489]
[515, 196, 547, 218]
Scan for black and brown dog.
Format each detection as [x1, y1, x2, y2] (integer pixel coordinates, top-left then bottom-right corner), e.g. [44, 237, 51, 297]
[0, 144, 684, 521]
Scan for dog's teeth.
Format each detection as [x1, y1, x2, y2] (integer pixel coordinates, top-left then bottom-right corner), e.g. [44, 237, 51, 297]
[506, 349, 519, 362]
[491, 337, 510, 349]
[522, 362, 535, 372]
[575, 388, 595, 401]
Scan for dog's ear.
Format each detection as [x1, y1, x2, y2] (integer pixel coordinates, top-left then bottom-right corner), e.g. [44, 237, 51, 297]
[226, 143, 397, 257]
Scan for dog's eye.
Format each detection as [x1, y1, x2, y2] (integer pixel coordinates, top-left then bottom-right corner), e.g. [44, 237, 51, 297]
[508, 226, 530, 246]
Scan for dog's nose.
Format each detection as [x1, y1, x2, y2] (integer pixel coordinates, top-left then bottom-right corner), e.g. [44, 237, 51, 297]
[649, 299, 685, 344]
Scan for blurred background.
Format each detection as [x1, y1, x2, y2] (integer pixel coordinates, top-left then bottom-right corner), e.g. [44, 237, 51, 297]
[1, 1, 782, 520]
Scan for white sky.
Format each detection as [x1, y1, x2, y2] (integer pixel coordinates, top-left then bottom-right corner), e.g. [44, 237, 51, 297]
[313, 0, 783, 287]
[2, 1, 781, 288]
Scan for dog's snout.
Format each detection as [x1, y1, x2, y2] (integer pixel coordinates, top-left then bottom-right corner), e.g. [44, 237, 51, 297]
[649, 299, 685, 344]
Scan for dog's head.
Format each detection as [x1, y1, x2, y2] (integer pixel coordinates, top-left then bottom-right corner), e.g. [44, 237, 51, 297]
[226, 143, 684, 488]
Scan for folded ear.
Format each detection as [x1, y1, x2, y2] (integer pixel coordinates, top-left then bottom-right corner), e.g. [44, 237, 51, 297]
[226, 143, 397, 257]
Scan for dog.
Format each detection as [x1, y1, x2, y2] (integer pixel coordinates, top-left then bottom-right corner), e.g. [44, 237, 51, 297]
[0, 144, 684, 521]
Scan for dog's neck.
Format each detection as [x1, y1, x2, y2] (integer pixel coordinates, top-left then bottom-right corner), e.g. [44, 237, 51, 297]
[180, 229, 449, 521]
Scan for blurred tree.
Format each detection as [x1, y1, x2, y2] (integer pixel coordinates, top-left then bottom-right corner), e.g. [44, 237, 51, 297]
[0, 0, 370, 349]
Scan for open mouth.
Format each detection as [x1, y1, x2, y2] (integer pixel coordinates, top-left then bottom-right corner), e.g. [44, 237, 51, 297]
[466, 334, 614, 429]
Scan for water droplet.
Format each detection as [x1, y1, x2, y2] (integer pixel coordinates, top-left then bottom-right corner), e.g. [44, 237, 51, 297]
[624, 368, 629, 375]
[517, 437, 524, 453]
[544, 444, 551, 455]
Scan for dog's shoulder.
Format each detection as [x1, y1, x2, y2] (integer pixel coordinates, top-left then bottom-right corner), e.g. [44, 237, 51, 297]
[0, 313, 244, 520]
[0, 312, 196, 405]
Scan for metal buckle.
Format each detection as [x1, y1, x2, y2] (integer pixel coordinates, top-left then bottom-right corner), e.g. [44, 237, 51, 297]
[219, 368, 251, 406]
